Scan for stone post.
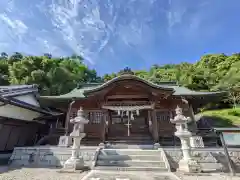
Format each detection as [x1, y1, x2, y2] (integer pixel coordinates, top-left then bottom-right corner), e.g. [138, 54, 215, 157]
[64, 107, 89, 170]
[170, 106, 201, 173]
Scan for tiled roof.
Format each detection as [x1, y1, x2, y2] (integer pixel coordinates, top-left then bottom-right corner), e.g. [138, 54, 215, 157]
[0, 85, 38, 97]
[40, 75, 225, 100]
[0, 85, 62, 116]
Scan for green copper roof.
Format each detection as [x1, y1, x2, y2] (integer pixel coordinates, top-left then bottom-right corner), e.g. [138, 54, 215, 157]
[169, 86, 224, 96]
[40, 75, 225, 100]
[41, 84, 100, 100]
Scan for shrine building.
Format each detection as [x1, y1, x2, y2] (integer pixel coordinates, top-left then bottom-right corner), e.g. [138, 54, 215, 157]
[40, 70, 225, 146]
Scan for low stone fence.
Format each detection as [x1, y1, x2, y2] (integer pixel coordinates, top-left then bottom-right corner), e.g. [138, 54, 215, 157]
[164, 147, 240, 173]
[9, 146, 98, 168]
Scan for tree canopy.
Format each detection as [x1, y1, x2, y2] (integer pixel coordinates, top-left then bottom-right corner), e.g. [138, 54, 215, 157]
[0, 52, 101, 95]
[0, 52, 239, 106]
[103, 53, 240, 107]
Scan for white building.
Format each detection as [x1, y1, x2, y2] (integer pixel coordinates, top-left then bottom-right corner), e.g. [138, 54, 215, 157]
[0, 85, 61, 152]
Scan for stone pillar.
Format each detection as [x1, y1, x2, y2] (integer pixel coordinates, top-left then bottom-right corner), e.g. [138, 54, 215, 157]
[64, 107, 89, 170]
[170, 106, 201, 173]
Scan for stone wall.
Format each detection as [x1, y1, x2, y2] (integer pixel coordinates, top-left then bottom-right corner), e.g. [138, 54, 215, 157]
[9, 146, 98, 168]
[164, 148, 240, 173]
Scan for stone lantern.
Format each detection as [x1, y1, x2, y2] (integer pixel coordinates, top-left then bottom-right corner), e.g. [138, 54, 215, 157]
[170, 106, 201, 173]
[64, 107, 89, 170]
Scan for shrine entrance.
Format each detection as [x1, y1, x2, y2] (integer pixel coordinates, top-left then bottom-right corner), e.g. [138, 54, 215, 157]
[103, 103, 154, 144]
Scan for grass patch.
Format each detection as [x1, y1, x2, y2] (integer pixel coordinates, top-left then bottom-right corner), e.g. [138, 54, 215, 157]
[198, 108, 240, 127]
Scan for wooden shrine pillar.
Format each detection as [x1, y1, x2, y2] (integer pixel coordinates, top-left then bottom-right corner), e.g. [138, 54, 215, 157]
[181, 98, 198, 135]
[187, 104, 198, 134]
[151, 109, 159, 142]
[148, 110, 153, 134]
[100, 110, 107, 142]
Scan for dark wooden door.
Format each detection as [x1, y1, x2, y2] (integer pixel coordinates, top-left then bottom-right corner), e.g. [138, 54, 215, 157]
[108, 110, 150, 140]
[108, 111, 128, 138]
[130, 111, 149, 136]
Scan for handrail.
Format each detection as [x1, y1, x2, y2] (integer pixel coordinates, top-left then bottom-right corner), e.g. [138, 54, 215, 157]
[159, 147, 171, 172]
[91, 147, 101, 169]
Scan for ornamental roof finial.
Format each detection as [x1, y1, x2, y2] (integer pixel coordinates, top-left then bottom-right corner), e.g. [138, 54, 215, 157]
[120, 67, 134, 75]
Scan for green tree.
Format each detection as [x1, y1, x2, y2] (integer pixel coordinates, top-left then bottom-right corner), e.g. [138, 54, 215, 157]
[0, 59, 9, 85]
[8, 55, 101, 95]
[213, 61, 240, 108]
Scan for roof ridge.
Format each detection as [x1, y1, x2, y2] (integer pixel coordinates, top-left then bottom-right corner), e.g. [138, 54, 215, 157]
[0, 84, 38, 97]
[77, 82, 103, 89]
[84, 74, 174, 94]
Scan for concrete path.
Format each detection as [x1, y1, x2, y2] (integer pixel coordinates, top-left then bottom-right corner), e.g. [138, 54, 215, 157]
[81, 170, 180, 180]
[1, 166, 239, 180]
[81, 170, 240, 180]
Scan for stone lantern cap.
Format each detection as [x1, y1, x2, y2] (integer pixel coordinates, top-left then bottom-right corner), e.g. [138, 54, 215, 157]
[70, 107, 89, 124]
[170, 106, 191, 124]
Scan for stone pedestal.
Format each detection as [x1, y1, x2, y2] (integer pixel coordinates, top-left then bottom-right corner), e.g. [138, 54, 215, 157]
[178, 158, 201, 172]
[63, 107, 89, 170]
[171, 106, 201, 173]
[64, 136, 85, 170]
[176, 132, 201, 172]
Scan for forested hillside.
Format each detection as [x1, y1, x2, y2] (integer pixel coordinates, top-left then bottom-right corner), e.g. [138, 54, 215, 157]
[104, 53, 240, 107]
[0, 52, 239, 106]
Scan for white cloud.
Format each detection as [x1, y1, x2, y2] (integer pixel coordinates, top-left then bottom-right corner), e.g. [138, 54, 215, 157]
[0, 0, 229, 68]
[0, 14, 27, 33]
[165, 0, 220, 40]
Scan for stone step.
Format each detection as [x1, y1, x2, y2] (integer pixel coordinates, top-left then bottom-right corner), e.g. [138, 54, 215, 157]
[93, 166, 168, 171]
[98, 154, 162, 161]
[105, 144, 155, 149]
[107, 135, 152, 139]
[96, 159, 166, 167]
[99, 149, 161, 156]
[105, 142, 154, 146]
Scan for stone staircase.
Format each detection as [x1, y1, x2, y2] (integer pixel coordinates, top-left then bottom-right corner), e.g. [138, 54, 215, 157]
[81, 137, 102, 146]
[106, 135, 154, 145]
[93, 148, 170, 171]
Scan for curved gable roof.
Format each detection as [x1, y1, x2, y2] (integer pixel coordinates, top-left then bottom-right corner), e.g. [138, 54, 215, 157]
[83, 74, 175, 95]
[39, 76, 226, 101]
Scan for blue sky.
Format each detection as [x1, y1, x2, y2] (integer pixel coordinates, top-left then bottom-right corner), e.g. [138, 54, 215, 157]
[0, 0, 240, 75]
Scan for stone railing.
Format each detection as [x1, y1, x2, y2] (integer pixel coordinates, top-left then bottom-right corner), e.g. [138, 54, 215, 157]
[9, 146, 98, 168]
[164, 147, 240, 173]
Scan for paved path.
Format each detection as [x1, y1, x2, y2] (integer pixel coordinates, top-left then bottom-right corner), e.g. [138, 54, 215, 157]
[1, 166, 239, 180]
[81, 170, 240, 180]
[81, 170, 179, 180]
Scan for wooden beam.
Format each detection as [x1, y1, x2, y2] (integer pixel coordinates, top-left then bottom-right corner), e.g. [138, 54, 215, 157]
[106, 94, 149, 99]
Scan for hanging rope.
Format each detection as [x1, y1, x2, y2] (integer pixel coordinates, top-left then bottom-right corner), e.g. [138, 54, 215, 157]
[102, 104, 154, 111]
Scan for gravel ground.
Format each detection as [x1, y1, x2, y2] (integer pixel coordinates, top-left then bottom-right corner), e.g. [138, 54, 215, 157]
[0, 166, 88, 180]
